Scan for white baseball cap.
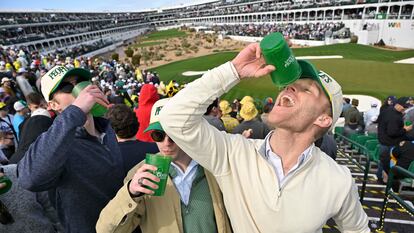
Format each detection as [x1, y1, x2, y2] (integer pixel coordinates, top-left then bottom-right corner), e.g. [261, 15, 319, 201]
[40, 65, 91, 102]
[144, 98, 170, 132]
[14, 100, 27, 111]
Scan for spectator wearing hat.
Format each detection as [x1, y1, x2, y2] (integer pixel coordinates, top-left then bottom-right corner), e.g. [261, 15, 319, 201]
[135, 84, 160, 142]
[219, 100, 239, 133]
[232, 101, 270, 139]
[12, 100, 29, 140]
[9, 93, 53, 164]
[97, 98, 232, 233]
[159, 43, 369, 232]
[364, 101, 379, 130]
[106, 104, 159, 175]
[17, 65, 125, 232]
[1, 78, 16, 98]
[203, 98, 226, 131]
[0, 102, 17, 144]
[377, 97, 413, 183]
[379, 96, 397, 116]
[343, 98, 364, 134]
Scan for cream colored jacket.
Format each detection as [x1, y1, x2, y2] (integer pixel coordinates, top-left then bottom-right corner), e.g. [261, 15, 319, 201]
[96, 162, 232, 233]
[159, 62, 370, 233]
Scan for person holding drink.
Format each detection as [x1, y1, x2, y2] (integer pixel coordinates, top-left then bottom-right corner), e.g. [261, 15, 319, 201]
[17, 66, 125, 233]
[159, 33, 370, 232]
[96, 98, 232, 233]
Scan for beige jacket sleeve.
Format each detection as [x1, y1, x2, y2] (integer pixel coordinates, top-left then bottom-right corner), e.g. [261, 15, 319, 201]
[333, 175, 370, 233]
[159, 62, 241, 176]
[96, 164, 145, 233]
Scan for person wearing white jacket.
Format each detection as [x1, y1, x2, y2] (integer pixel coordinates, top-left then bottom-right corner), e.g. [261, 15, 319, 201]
[159, 43, 369, 233]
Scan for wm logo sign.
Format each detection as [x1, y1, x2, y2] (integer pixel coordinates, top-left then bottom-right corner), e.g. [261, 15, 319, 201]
[388, 22, 401, 28]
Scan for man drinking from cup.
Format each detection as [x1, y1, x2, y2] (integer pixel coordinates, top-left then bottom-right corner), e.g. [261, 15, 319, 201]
[159, 43, 370, 232]
[17, 66, 124, 233]
[97, 98, 232, 233]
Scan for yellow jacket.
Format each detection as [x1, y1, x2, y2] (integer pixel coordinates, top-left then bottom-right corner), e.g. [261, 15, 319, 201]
[96, 162, 232, 233]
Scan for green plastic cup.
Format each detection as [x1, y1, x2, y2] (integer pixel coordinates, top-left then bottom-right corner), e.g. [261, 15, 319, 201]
[145, 153, 172, 196]
[0, 175, 12, 195]
[405, 121, 412, 127]
[260, 32, 302, 86]
[72, 81, 108, 117]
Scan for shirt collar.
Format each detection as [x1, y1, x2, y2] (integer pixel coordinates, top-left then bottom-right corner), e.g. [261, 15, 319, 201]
[170, 159, 198, 179]
[264, 133, 313, 165]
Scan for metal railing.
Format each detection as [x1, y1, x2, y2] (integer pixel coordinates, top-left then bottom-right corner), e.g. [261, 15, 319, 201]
[335, 133, 371, 203]
[377, 165, 414, 230]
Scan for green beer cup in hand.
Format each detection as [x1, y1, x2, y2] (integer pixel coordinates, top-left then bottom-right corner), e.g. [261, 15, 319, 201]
[260, 32, 302, 87]
[145, 153, 172, 196]
[72, 81, 108, 117]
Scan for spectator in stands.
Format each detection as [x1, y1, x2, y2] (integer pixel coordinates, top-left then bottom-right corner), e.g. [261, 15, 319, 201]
[230, 99, 240, 119]
[219, 100, 239, 133]
[377, 97, 412, 183]
[1, 78, 16, 97]
[232, 101, 270, 139]
[341, 97, 351, 117]
[261, 99, 275, 130]
[204, 98, 226, 131]
[135, 84, 159, 142]
[0, 102, 17, 146]
[364, 101, 379, 129]
[380, 95, 396, 115]
[381, 140, 414, 188]
[365, 116, 378, 135]
[159, 43, 369, 232]
[12, 100, 29, 139]
[344, 98, 364, 131]
[0, 164, 58, 233]
[9, 93, 52, 164]
[97, 98, 232, 233]
[315, 132, 338, 160]
[106, 104, 158, 174]
[17, 65, 125, 232]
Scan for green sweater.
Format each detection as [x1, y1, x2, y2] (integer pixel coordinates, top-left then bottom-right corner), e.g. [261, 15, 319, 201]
[170, 166, 217, 233]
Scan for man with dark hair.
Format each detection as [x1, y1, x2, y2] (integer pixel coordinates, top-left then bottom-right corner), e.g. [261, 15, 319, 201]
[203, 98, 225, 131]
[377, 97, 413, 182]
[106, 104, 158, 174]
[9, 93, 52, 164]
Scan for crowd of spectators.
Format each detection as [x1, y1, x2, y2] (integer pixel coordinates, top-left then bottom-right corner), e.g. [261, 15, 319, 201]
[215, 22, 350, 40]
[0, 12, 149, 26]
[1, 19, 148, 46]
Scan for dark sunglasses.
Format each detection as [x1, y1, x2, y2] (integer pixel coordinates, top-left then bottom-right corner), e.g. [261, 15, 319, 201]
[50, 82, 74, 100]
[150, 130, 174, 143]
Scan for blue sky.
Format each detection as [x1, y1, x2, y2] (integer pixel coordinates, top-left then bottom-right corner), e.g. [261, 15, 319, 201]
[0, 0, 214, 12]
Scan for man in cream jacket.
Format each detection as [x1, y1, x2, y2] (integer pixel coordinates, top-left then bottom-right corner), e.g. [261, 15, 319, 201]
[159, 43, 370, 232]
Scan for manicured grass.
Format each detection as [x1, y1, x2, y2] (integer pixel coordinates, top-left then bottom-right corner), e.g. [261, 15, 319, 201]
[132, 41, 165, 48]
[151, 43, 414, 102]
[293, 43, 414, 62]
[141, 29, 187, 41]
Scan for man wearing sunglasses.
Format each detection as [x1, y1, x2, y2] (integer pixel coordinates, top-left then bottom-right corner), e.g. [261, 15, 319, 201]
[17, 66, 125, 233]
[97, 98, 232, 233]
[158, 43, 369, 232]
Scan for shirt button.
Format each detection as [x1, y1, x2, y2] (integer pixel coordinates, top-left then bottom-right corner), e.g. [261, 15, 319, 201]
[128, 203, 133, 208]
